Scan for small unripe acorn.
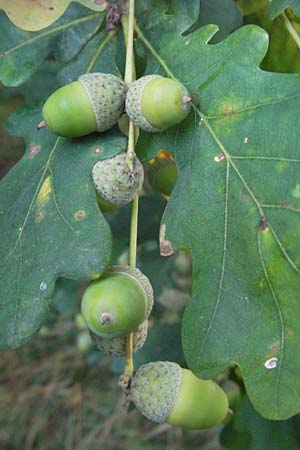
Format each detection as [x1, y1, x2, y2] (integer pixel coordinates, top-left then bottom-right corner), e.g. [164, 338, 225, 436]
[42, 73, 127, 137]
[90, 320, 148, 357]
[92, 153, 144, 207]
[81, 265, 153, 339]
[130, 361, 229, 429]
[125, 75, 192, 132]
[148, 156, 178, 196]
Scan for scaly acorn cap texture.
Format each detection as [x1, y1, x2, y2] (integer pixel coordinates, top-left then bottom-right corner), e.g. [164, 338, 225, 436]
[125, 75, 192, 133]
[90, 320, 148, 357]
[130, 361, 229, 429]
[126, 75, 160, 132]
[92, 153, 144, 206]
[130, 361, 182, 423]
[79, 73, 127, 132]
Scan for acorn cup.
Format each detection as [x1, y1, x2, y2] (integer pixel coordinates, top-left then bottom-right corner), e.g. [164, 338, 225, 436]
[125, 75, 192, 132]
[41, 73, 127, 137]
[130, 361, 229, 429]
[92, 152, 144, 207]
[81, 265, 153, 340]
[90, 320, 149, 357]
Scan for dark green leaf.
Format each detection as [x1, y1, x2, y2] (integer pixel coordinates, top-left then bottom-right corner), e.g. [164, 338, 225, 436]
[236, 0, 269, 15]
[269, 0, 300, 18]
[221, 397, 300, 450]
[52, 278, 86, 314]
[135, 4, 300, 420]
[0, 4, 103, 87]
[58, 31, 121, 85]
[186, 0, 243, 43]
[0, 105, 127, 348]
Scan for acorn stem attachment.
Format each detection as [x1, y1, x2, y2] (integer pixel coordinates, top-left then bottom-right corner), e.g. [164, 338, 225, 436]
[227, 408, 234, 417]
[182, 95, 193, 105]
[100, 312, 113, 326]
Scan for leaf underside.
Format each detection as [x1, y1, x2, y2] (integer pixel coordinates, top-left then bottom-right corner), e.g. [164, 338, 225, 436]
[135, 1, 300, 420]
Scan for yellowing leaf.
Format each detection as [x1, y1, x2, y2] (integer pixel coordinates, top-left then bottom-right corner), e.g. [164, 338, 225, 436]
[0, 0, 106, 31]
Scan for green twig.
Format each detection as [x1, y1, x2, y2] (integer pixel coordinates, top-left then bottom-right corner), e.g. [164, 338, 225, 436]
[121, 0, 138, 381]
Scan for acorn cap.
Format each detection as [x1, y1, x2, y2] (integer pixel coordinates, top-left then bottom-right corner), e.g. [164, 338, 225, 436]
[91, 319, 148, 357]
[79, 73, 127, 132]
[92, 153, 144, 206]
[109, 265, 153, 318]
[125, 75, 162, 133]
[130, 361, 182, 423]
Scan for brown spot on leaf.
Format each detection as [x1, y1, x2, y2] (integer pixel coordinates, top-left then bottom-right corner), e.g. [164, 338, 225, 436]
[259, 216, 269, 231]
[268, 340, 281, 354]
[74, 210, 86, 220]
[160, 224, 174, 256]
[286, 329, 293, 338]
[28, 144, 41, 158]
[239, 191, 250, 202]
[36, 212, 44, 223]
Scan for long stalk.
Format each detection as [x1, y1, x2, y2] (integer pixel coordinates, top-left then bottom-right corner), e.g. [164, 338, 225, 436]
[121, 0, 138, 381]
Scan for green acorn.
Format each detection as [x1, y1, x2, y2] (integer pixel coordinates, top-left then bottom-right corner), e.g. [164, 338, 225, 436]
[148, 156, 178, 196]
[81, 265, 153, 339]
[130, 361, 229, 429]
[125, 75, 192, 132]
[41, 73, 127, 137]
[90, 320, 148, 357]
[92, 153, 144, 207]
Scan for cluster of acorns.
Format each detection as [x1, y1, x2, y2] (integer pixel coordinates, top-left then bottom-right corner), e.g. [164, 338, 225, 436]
[42, 73, 229, 429]
[41, 72, 192, 211]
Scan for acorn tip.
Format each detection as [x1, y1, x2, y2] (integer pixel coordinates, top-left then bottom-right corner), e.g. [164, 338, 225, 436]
[227, 408, 234, 417]
[182, 95, 193, 105]
[37, 120, 47, 130]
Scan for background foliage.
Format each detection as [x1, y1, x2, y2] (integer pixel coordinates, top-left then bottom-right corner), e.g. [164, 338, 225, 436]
[2, 0, 300, 448]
